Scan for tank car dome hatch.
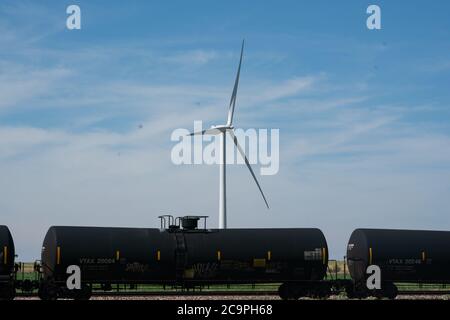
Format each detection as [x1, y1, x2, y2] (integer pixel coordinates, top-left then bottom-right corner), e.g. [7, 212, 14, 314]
[180, 215, 209, 230]
[181, 216, 200, 230]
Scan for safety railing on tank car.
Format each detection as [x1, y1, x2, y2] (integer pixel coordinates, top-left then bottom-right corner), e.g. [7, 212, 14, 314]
[158, 215, 209, 231]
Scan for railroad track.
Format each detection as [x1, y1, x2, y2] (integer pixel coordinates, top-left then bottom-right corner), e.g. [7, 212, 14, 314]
[15, 290, 278, 297]
[15, 289, 450, 298]
[397, 290, 450, 295]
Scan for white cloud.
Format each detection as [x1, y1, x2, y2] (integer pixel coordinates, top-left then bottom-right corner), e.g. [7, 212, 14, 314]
[162, 50, 219, 65]
[255, 76, 318, 103]
[0, 66, 72, 110]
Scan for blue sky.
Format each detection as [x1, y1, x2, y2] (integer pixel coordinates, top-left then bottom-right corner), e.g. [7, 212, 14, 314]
[1, 0, 450, 260]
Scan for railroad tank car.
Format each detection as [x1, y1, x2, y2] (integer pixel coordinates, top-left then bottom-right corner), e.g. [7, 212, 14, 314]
[39, 217, 329, 300]
[0, 225, 15, 300]
[347, 228, 450, 299]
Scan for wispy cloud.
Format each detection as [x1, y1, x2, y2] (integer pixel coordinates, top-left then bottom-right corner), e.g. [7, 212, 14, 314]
[161, 50, 220, 65]
[256, 76, 319, 102]
[0, 66, 72, 110]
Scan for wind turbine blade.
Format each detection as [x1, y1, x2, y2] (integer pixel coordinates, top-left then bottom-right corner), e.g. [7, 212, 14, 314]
[187, 128, 221, 136]
[229, 130, 269, 209]
[226, 40, 245, 126]
[187, 130, 207, 136]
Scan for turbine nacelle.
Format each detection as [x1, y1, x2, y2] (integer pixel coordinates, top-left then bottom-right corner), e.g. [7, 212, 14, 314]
[210, 124, 233, 132]
[187, 124, 233, 136]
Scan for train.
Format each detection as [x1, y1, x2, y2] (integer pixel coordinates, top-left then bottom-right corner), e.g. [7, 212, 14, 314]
[346, 228, 450, 299]
[39, 216, 329, 300]
[0, 225, 15, 300]
[2, 217, 450, 300]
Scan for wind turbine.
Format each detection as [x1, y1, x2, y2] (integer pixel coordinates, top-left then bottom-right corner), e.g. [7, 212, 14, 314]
[188, 40, 269, 229]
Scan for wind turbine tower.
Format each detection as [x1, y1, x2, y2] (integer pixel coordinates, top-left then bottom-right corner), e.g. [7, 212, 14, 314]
[189, 40, 269, 229]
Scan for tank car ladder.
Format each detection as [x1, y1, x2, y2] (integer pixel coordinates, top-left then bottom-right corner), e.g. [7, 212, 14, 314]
[174, 233, 187, 284]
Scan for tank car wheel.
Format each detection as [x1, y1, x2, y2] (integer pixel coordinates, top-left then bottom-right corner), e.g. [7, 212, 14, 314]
[350, 282, 369, 299]
[382, 283, 398, 300]
[278, 283, 290, 300]
[345, 285, 356, 299]
[346, 285, 368, 299]
[38, 283, 58, 300]
[74, 284, 92, 300]
[313, 283, 331, 299]
[278, 283, 299, 300]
